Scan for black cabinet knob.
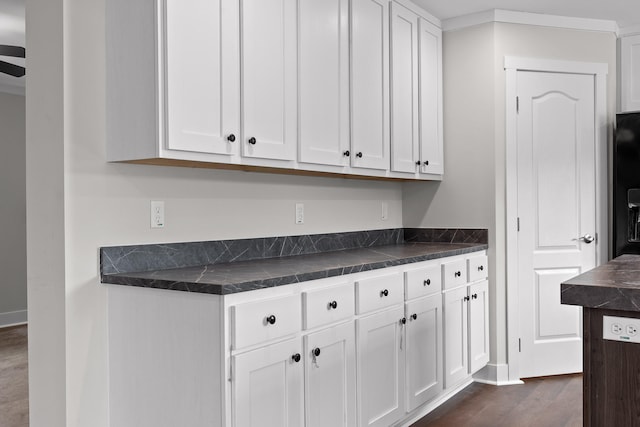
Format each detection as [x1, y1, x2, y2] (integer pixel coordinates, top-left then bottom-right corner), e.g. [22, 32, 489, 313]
[424, 279, 431, 286]
[227, 134, 236, 142]
[343, 150, 350, 157]
[292, 353, 301, 363]
[472, 293, 478, 299]
[411, 313, 417, 320]
[328, 300, 338, 310]
[400, 317, 407, 325]
[313, 348, 321, 357]
[424, 160, 429, 165]
[464, 296, 470, 302]
[356, 152, 363, 158]
[380, 289, 389, 297]
[478, 265, 484, 271]
[455, 271, 461, 278]
[416, 160, 421, 166]
[248, 137, 257, 145]
[266, 315, 276, 325]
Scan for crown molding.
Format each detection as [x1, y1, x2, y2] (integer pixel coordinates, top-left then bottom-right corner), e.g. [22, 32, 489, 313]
[619, 25, 640, 37]
[442, 9, 619, 35]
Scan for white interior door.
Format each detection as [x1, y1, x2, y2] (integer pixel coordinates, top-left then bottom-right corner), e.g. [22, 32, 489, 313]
[517, 70, 597, 378]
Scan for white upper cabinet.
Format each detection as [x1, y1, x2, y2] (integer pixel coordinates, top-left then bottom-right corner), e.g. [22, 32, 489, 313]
[390, 3, 419, 173]
[620, 34, 640, 113]
[418, 18, 443, 175]
[351, 0, 391, 171]
[164, 0, 240, 156]
[298, 0, 350, 166]
[240, 0, 297, 161]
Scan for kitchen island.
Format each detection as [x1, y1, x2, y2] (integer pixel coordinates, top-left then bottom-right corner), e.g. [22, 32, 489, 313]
[561, 254, 640, 427]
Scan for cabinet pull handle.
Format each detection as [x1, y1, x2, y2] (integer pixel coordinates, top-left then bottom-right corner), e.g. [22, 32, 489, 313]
[313, 348, 321, 357]
[266, 315, 276, 325]
[478, 265, 484, 271]
[343, 150, 350, 157]
[464, 296, 470, 302]
[424, 160, 429, 165]
[356, 152, 363, 158]
[472, 293, 478, 299]
[455, 271, 462, 278]
[416, 160, 421, 166]
[328, 300, 338, 310]
[424, 279, 431, 286]
[248, 137, 257, 145]
[291, 353, 301, 363]
[400, 317, 407, 325]
[411, 313, 417, 320]
[226, 134, 236, 142]
[380, 289, 389, 297]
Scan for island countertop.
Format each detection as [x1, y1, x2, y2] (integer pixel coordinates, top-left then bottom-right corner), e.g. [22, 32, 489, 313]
[101, 241, 486, 295]
[561, 254, 640, 311]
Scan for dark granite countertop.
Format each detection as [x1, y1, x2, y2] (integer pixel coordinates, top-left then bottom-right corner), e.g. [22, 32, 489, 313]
[561, 255, 640, 311]
[102, 242, 487, 295]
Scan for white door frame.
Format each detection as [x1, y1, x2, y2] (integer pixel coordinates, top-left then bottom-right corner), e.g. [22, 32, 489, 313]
[504, 57, 608, 382]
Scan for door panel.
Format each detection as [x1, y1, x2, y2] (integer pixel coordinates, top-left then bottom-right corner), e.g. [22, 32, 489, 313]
[469, 280, 489, 373]
[241, 0, 296, 160]
[165, 0, 239, 155]
[443, 286, 468, 388]
[351, 0, 390, 170]
[517, 71, 595, 377]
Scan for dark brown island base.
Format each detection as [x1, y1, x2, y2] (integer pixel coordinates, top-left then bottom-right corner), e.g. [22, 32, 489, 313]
[561, 254, 640, 427]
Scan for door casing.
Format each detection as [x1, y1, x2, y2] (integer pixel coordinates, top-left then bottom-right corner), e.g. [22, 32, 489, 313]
[504, 57, 608, 383]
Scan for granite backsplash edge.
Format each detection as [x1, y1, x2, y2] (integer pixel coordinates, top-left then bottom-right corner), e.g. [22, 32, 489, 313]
[100, 228, 488, 277]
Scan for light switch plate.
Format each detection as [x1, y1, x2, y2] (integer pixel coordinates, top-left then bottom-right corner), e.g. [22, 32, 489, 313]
[603, 315, 640, 343]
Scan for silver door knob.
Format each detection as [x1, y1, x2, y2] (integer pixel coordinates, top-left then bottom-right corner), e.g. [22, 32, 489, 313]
[579, 234, 595, 244]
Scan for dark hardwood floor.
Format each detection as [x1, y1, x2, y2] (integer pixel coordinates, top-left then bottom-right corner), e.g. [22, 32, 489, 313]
[412, 375, 582, 427]
[0, 325, 581, 427]
[0, 325, 28, 427]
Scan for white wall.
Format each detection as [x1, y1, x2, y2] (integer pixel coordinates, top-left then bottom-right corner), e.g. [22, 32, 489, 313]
[27, 1, 404, 426]
[403, 21, 616, 380]
[0, 92, 26, 327]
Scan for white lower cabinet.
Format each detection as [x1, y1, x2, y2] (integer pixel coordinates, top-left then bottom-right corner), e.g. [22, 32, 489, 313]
[107, 251, 488, 427]
[405, 293, 443, 411]
[356, 305, 406, 427]
[304, 322, 356, 427]
[232, 337, 304, 427]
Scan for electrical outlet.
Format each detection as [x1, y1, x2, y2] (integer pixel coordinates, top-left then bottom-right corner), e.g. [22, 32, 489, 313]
[603, 315, 640, 343]
[151, 201, 165, 228]
[295, 203, 304, 225]
[381, 202, 388, 221]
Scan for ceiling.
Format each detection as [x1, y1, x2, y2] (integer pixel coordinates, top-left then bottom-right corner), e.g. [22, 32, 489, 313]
[1, 0, 640, 94]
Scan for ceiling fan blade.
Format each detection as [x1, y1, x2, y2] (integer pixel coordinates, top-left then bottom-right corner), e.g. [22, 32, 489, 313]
[0, 60, 25, 77]
[0, 45, 25, 58]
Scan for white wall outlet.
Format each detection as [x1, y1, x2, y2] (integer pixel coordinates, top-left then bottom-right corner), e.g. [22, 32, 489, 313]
[295, 203, 304, 225]
[151, 201, 165, 228]
[381, 202, 388, 221]
[603, 315, 640, 343]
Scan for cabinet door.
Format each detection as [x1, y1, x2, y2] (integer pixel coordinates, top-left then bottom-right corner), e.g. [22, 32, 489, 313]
[241, 0, 296, 161]
[164, 0, 239, 155]
[405, 293, 443, 411]
[621, 34, 640, 113]
[351, 0, 390, 171]
[390, 3, 419, 173]
[233, 338, 304, 427]
[356, 306, 405, 427]
[305, 322, 356, 427]
[418, 18, 443, 175]
[298, 0, 350, 166]
[443, 286, 468, 388]
[469, 280, 490, 373]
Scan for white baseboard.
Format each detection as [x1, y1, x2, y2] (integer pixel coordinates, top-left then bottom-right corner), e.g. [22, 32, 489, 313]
[472, 363, 523, 386]
[0, 310, 28, 328]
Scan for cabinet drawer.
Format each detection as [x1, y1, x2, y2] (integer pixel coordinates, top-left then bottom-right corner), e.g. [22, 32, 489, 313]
[442, 258, 467, 290]
[467, 253, 488, 282]
[355, 272, 403, 314]
[303, 283, 354, 330]
[231, 294, 301, 350]
[405, 263, 441, 300]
